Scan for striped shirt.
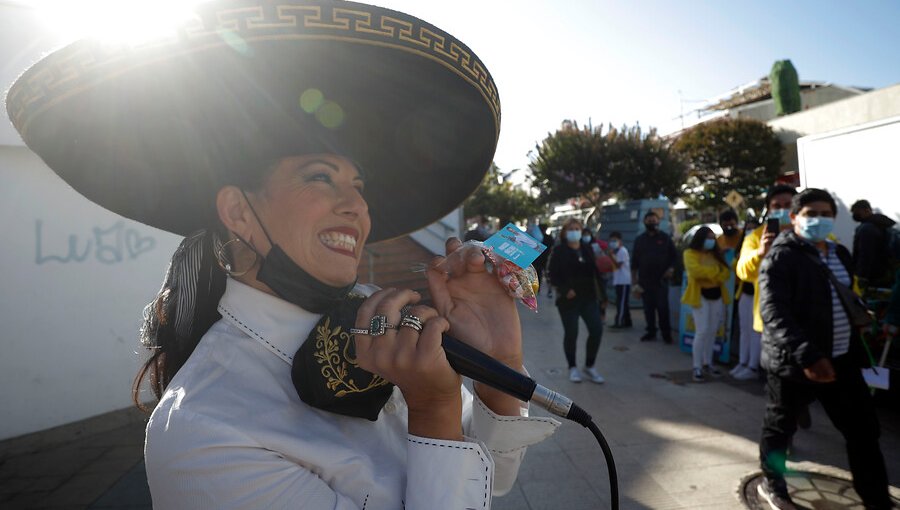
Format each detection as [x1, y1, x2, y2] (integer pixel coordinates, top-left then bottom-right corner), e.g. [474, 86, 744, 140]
[819, 241, 851, 357]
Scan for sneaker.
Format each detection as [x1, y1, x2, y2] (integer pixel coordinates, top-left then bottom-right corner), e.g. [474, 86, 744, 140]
[704, 365, 723, 378]
[757, 480, 797, 510]
[729, 364, 747, 376]
[640, 333, 656, 342]
[662, 336, 674, 344]
[733, 366, 759, 380]
[584, 367, 605, 384]
[568, 367, 583, 383]
[692, 368, 705, 382]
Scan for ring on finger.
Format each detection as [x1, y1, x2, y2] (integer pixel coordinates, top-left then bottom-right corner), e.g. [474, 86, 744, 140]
[399, 315, 425, 333]
[349, 314, 397, 337]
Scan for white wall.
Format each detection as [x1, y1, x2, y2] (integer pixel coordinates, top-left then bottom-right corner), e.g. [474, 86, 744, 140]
[798, 116, 900, 246]
[0, 146, 181, 440]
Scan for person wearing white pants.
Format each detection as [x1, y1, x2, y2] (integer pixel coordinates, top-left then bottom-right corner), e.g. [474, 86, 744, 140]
[692, 296, 725, 375]
[730, 289, 762, 380]
[682, 226, 732, 382]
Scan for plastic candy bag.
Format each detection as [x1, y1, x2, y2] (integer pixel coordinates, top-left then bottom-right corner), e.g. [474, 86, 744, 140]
[477, 242, 540, 312]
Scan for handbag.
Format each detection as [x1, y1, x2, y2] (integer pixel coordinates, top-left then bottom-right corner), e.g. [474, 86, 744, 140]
[803, 251, 874, 328]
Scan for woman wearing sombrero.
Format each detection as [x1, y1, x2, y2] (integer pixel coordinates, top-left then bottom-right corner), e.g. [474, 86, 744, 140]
[7, 0, 559, 507]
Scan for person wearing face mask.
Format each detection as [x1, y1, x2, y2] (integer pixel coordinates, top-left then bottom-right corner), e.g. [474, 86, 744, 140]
[548, 219, 608, 383]
[850, 199, 897, 291]
[7, 2, 561, 508]
[607, 231, 633, 329]
[756, 188, 891, 510]
[631, 211, 678, 343]
[682, 227, 732, 382]
[735, 185, 797, 380]
[716, 209, 742, 253]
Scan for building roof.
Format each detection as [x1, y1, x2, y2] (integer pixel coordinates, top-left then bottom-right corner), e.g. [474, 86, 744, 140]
[704, 77, 870, 111]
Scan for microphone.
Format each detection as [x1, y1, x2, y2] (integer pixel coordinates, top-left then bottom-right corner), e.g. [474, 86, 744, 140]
[441, 333, 576, 420]
[442, 333, 619, 510]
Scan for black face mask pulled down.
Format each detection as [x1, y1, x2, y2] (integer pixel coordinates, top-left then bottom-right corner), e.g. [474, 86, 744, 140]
[238, 192, 390, 420]
[256, 244, 356, 314]
[238, 190, 356, 314]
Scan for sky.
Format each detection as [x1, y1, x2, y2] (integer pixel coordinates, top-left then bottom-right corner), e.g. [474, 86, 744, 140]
[5, 0, 900, 175]
[372, 0, 900, 176]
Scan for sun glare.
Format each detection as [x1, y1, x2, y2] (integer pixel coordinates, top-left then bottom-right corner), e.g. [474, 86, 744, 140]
[34, 0, 200, 45]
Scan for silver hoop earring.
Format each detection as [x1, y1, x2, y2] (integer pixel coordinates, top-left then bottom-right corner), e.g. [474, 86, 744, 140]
[215, 237, 258, 277]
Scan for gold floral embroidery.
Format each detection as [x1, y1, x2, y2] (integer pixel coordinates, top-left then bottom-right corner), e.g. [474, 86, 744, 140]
[314, 317, 388, 397]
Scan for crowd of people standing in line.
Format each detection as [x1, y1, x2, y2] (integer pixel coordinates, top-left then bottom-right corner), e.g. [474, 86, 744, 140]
[509, 182, 899, 510]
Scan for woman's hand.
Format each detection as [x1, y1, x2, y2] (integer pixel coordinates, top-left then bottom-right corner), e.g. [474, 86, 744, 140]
[566, 289, 576, 300]
[426, 238, 523, 367]
[353, 288, 462, 440]
[426, 238, 525, 415]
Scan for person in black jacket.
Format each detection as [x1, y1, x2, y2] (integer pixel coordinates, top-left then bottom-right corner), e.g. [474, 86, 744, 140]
[549, 218, 608, 384]
[631, 211, 677, 343]
[756, 189, 890, 510]
[850, 199, 896, 290]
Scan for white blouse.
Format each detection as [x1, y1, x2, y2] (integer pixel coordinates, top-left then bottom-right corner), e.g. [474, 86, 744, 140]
[145, 278, 559, 509]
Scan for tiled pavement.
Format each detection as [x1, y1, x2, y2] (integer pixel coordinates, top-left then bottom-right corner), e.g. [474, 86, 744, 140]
[2, 293, 899, 509]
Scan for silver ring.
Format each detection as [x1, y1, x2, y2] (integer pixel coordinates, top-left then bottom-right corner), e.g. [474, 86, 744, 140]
[349, 314, 397, 337]
[399, 315, 425, 333]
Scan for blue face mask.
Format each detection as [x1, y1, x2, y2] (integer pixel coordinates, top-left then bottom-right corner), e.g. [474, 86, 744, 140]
[609, 240, 619, 250]
[768, 208, 792, 226]
[703, 238, 716, 251]
[581, 234, 592, 243]
[797, 216, 834, 242]
[566, 230, 581, 243]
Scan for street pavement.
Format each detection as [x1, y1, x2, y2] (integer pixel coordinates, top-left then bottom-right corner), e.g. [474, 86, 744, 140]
[2, 293, 899, 509]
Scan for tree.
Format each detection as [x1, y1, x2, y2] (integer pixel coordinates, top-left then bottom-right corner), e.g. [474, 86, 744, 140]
[464, 163, 545, 227]
[672, 117, 783, 212]
[528, 121, 613, 208]
[529, 121, 686, 207]
[607, 124, 686, 201]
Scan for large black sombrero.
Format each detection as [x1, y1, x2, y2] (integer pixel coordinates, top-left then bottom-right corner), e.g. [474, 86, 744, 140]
[6, 0, 499, 242]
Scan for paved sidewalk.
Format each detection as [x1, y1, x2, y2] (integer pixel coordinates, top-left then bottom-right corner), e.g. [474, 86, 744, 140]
[2, 293, 898, 509]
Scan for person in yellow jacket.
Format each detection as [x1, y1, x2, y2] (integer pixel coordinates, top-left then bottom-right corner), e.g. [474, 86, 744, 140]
[683, 226, 732, 382]
[736, 186, 797, 337]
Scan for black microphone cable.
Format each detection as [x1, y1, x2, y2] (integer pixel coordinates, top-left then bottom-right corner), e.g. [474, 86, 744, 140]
[442, 334, 619, 510]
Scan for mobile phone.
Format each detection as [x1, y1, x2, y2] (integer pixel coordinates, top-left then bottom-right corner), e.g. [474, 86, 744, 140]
[766, 218, 780, 234]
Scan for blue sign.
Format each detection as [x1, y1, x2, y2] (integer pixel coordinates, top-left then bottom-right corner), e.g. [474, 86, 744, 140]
[483, 223, 547, 269]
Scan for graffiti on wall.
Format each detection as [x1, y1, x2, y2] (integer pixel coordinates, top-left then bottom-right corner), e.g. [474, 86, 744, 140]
[34, 220, 157, 265]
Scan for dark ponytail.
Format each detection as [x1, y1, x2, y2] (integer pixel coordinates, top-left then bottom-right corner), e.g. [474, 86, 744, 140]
[132, 228, 227, 411]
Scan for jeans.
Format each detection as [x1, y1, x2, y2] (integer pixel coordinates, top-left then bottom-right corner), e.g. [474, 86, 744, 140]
[557, 299, 604, 368]
[613, 284, 632, 326]
[690, 297, 724, 369]
[759, 355, 890, 508]
[641, 284, 672, 339]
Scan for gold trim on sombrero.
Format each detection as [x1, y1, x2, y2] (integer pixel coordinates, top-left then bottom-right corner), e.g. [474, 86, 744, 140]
[7, 3, 500, 140]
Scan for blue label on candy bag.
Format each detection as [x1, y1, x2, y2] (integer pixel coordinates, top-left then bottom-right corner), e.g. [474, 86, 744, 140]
[484, 223, 547, 269]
